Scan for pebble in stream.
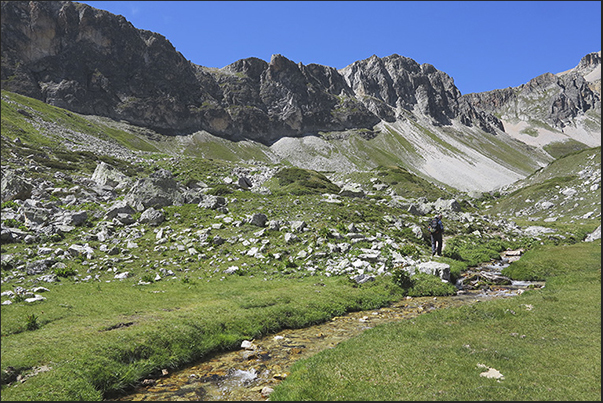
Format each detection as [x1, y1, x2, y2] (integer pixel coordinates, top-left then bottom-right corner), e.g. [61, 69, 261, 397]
[113, 287, 529, 401]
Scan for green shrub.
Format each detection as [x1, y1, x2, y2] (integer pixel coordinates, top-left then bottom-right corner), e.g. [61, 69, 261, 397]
[391, 227, 416, 241]
[2, 218, 26, 230]
[206, 184, 233, 195]
[398, 244, 419, 258]
[181, 276, 195, 284]
[1, 200, 19, 209]
[32, 156, 78, 171]
[317, 226, 333, 238]
[407, 273, 457, 297]
[54, 151, 80, 162]
[285, 259, 298, 269]
[140, 273, 155, 283]
[335, 222, 348, 234]
[54, 266, 77, 277]
[391, 267, 413, 289]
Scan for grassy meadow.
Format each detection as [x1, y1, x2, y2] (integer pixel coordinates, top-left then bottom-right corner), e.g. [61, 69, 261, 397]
[270, 240, 601, 401]
[1, 89, 601, 401]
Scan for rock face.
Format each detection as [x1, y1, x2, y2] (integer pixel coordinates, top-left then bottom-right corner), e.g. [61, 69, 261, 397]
[0, 0, 502, 143]
[1, 1, 599, 146]
[0, 1, 212, 135]
[461, 52, 601, 131]
[0, 1, 377, 143]
[339, 54, 503, 133]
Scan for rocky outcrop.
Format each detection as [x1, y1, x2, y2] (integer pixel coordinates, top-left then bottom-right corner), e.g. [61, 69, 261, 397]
[1, 1, 204, 133]
[1, 0, 502, 143]
[462, 52, 601, 130]
[339, 54, 503, 133]
[1, 1, 599, 145]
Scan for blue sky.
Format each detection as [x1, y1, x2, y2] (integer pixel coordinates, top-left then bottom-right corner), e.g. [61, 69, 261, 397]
[81, 1, 601, 95]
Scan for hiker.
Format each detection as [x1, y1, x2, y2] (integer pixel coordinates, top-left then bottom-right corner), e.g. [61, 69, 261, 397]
[428, 213, 444, 256]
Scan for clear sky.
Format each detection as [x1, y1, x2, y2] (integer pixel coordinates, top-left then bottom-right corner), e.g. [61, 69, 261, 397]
[80, 1, 601, 95]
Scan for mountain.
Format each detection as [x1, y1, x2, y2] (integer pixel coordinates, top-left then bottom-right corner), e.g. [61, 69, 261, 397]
[461, 51, 601, 155]
[1, 0, 601, 193]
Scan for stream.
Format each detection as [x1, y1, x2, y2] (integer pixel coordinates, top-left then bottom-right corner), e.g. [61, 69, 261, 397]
[112, 253, 543, 401]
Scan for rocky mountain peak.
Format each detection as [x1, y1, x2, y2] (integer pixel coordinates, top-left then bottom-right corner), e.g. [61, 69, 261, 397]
[575, 51, 600, 74]
[462, 50, 601, 136]
[268, 53, 296, 74]
[223, 57, 268, 81]
[0, 0, 599, 150]
[562, 51, 601, 93]
[339, 53, 494, 130]
[0, 0, 506, 141]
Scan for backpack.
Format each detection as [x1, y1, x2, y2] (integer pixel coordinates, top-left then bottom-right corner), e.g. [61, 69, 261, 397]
[428, 217, 440, 234]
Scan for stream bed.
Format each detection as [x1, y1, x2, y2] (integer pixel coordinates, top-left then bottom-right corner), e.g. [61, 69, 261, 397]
[113, 256, 543, 401]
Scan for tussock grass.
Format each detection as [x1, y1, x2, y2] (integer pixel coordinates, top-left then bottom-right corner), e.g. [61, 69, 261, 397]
[270, 241, 601, 401]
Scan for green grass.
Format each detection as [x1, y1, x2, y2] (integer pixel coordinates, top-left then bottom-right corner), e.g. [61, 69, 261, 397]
[543, 139, 591, 159]
[184, 132, 273, 162]
[0, 275, 404, 401]
[485, 147, 600, 222]
[272, 167, 341, 195]
[1, 89, 600, 402]
[1, 90, 160, 153]
[270, 240, 601, 401]
[443, 235, 532, 267]
[372, 165, 451, 200]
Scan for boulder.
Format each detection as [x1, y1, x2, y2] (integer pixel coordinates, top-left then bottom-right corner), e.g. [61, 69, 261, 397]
[91, 162, 130, 189]
[290, 220, 307, 232]
[138, 207, 165, 226]
[26, 258, 56, 275]
[408, 261, 451, 282]
[339, 183, 365, 198]
[198, 195, 227, 210]
[57, 211, 88, 226]
[250, 213, 268, 227]
[126, 171, 184, 212]
[1, 170, 33, 202]
[238, 176, 253, 190]
[584, 225, 601, 242]
[433, 198, 462, 212]
[105, 201, 136, 220]
[351, 273, 375, 284]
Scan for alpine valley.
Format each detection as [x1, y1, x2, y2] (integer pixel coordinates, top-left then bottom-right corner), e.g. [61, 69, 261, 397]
[0, 2, 601, 402]
[1, 1, 600, 193]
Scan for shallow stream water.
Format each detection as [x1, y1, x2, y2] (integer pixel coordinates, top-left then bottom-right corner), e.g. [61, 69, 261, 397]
[113, 258, 542, 401]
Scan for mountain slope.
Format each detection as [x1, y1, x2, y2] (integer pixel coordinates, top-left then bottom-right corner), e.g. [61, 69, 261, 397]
[1, 1, 600, 193]
[485, 146, 601, 224]
[462, 51, 601, 153]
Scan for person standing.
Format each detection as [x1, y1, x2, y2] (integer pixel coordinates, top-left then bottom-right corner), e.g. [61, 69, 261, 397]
[428, 214, 444, 256]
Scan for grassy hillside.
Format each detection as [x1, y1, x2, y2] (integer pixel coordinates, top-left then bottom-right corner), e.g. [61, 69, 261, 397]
[484, 146, 601, 224]
[1, 89, 600, 401]
[270, 241, 601, 401]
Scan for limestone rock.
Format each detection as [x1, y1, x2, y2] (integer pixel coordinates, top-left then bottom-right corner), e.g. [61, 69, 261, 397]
[91, 162, 131, 189]
[1, 170, 33, 202]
